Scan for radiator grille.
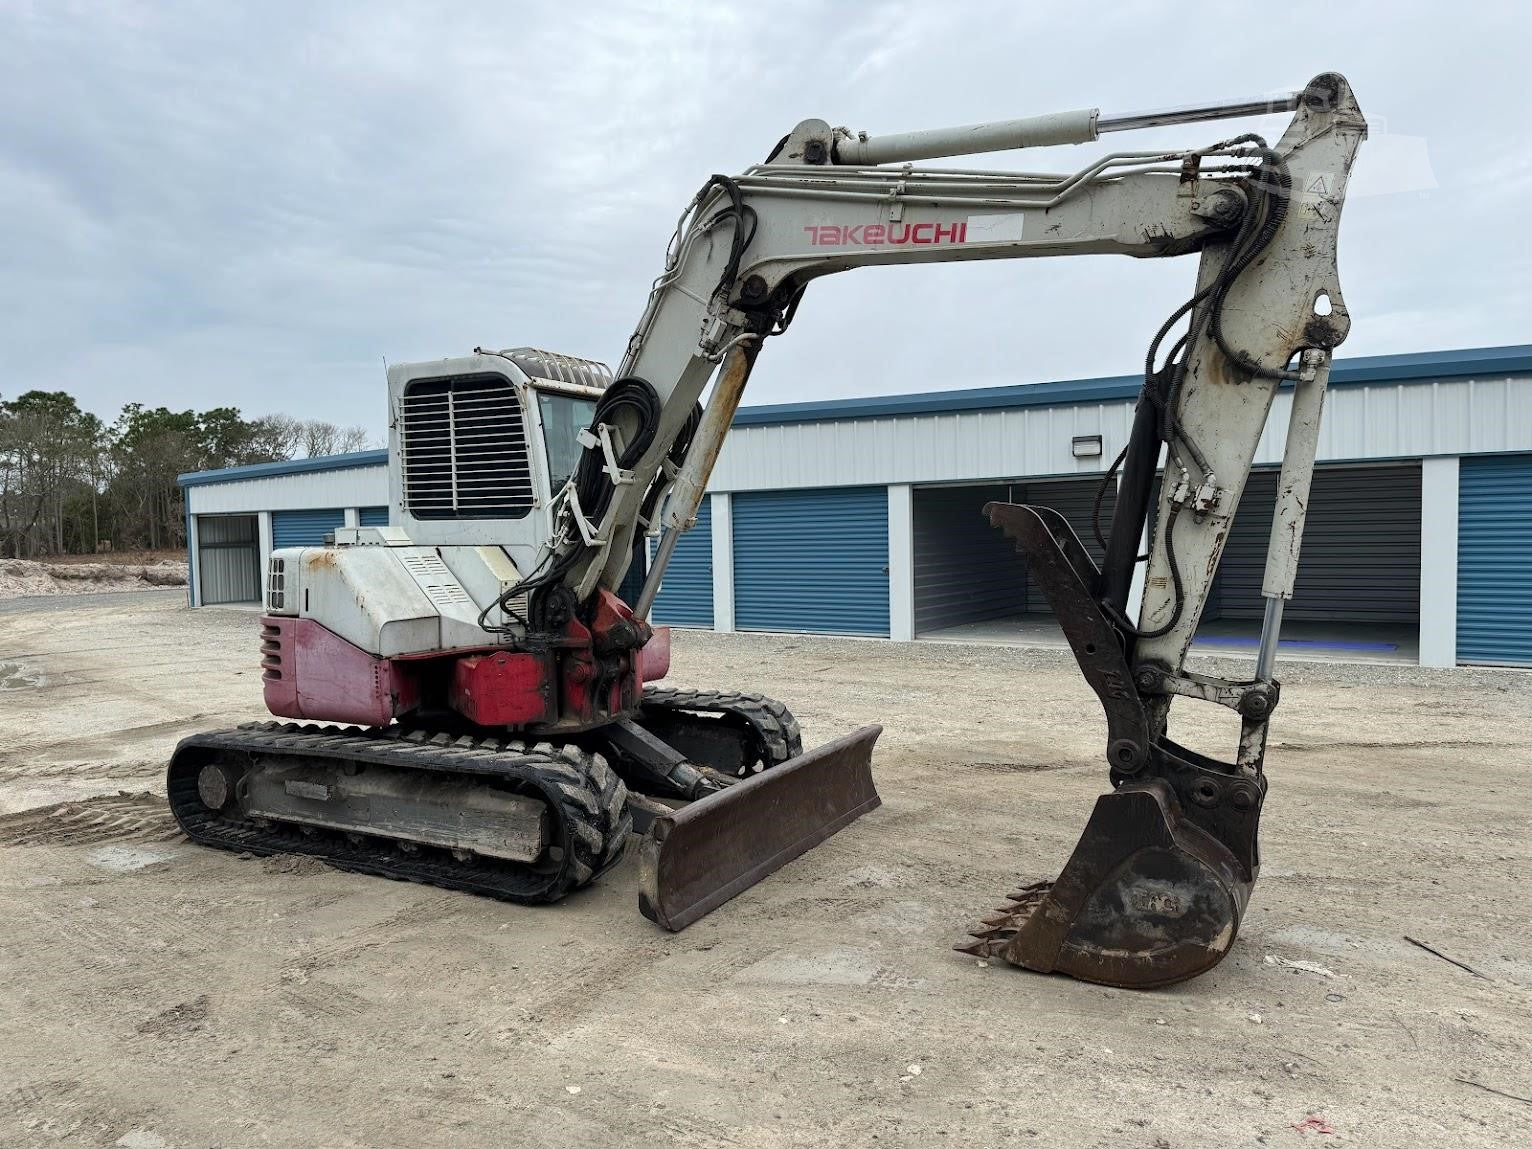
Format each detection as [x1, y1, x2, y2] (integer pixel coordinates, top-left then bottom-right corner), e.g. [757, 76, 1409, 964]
[401, 375, 535, 519]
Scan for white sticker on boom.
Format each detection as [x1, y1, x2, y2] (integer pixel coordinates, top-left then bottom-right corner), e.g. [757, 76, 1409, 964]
[965, 213, 1026, 242]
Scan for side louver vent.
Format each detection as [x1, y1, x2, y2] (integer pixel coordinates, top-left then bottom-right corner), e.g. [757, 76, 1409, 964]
[399, 552, 474, 608]
[260, 623, 285, 680]
[400, 374, 534, 520]
[266, 557, 288, 612]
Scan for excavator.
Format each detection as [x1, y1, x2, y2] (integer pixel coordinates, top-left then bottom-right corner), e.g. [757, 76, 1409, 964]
[169, 73, 1366, 989]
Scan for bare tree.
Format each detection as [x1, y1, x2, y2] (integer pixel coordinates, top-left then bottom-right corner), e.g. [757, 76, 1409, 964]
[298, 420, 375, 458]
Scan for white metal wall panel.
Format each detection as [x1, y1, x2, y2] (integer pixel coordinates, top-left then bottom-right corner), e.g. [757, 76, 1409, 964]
[712, 375, 1532, 494]
[1458, 454, 1532, 666]
[187, 466, 388, 515]
[178, 376, 1531, 515]
[713, 404, 1133, 493]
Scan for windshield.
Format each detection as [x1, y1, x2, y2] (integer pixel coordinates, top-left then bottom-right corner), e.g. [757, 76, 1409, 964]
[537, 391, 598, 492]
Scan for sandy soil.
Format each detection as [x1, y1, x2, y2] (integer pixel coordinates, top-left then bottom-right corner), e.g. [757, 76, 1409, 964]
[0, 592, 1528, 1149]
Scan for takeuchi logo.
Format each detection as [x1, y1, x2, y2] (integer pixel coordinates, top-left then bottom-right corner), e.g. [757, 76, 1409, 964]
[802, 221, 968, 246]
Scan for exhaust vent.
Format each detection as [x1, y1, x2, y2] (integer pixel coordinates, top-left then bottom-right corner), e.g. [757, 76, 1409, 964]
[400, 374, 535, 520]
[495, 347, 613, 390]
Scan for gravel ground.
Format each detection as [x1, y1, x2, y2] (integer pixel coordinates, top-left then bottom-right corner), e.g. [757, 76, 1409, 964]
[0, 593, 1528, 1148]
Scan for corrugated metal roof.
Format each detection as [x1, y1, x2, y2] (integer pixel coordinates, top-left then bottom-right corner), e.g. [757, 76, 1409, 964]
[179, 450, 387, 488]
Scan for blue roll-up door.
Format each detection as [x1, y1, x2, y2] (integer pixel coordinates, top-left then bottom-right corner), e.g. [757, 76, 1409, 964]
[358, 506, 390, 527]
[271, 508, 346, 548]
[1458, 454, 1532, 666]
[652, 500, 714, 628]
[734, 487, 889, 636]
[617, 536, 647, 608]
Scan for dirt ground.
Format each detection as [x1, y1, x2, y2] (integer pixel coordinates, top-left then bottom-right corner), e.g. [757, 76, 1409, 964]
[1, 592, 1528, 1149]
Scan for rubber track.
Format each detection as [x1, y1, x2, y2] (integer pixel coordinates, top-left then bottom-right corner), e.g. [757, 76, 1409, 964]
[639, 687, 803, 773]
[167, 722, 631, 903]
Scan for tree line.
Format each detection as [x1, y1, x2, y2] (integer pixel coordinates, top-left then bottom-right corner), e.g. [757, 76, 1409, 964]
[0, 390, 374, 558]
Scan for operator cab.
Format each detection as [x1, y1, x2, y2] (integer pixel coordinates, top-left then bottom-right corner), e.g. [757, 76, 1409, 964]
[385, 348, 612, 562]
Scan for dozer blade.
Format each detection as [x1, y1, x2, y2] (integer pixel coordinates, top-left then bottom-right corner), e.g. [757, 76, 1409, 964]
[959, 780, 1253, 989]
[637, 725, 881, 930]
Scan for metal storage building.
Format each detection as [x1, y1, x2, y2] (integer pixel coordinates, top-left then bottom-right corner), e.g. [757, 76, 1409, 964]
[179, 344, 1532, 668]
[182, 451, 389, 606]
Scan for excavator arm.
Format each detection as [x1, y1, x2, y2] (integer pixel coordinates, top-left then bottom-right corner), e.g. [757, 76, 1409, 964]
[543, 73, 1366, 987]
[550, 77, 1361, 606]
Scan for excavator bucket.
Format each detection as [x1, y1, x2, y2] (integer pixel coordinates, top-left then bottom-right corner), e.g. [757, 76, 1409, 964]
[956, 502, 1260, 988]
[636, 725, 881, 930]
[958, 780, 1253, 988]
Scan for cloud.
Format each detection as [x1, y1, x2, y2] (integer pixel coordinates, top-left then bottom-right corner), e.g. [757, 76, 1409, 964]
[1, 0, 1526, 438]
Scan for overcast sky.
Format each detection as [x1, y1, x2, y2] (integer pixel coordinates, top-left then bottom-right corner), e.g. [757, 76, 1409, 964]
[2, 1, 1526, 439]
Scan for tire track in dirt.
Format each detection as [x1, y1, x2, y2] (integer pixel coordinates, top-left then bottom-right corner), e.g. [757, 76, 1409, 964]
[279, 980, 373, 1023]
[282, 893, 471, 977]
[1272, 738, 1509, 752]
[0, 714, 213, 768]
[0, 1075, 163, 1147]
[0, 792, 180, 847]
[0, 759, 164, 782]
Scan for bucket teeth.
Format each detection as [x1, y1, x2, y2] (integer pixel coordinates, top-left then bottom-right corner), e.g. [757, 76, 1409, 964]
[955, 925, 1013, 958]
[955, 881, 1053, 959]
